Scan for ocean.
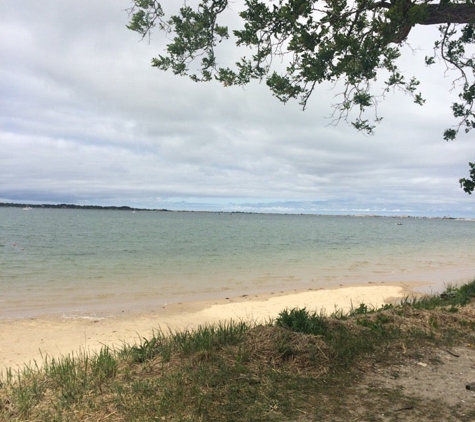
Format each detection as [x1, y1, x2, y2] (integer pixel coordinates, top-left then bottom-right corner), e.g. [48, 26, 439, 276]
[1, 208, 474, 319]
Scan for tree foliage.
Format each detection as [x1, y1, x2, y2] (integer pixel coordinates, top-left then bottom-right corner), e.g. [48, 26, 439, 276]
[127, 0, 475, 191]
[460, 161, 475, 193]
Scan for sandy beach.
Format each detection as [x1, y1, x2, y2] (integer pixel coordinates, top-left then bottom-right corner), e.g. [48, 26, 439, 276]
[0, 282, 417, 370]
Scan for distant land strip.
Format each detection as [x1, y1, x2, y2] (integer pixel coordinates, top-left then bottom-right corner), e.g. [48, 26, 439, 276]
[0, 203, 169, 212]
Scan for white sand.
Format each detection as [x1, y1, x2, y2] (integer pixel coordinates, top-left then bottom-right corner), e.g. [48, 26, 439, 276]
[0, 283, 413, 370]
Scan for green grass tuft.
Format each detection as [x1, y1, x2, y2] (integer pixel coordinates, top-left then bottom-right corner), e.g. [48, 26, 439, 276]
[275, 307, 328, 335]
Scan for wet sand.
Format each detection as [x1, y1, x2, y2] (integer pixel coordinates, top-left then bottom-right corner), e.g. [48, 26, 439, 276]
[0, 282, 418, 370]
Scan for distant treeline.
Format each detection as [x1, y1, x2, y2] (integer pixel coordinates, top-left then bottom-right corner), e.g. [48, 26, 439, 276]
[0, 203, 170, 212]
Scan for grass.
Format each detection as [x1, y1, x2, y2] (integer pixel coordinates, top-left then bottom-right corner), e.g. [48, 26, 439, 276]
[2, 281, 475, 421]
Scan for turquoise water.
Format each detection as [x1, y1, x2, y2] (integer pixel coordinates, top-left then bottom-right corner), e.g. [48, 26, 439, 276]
[1, 208, 474, 318]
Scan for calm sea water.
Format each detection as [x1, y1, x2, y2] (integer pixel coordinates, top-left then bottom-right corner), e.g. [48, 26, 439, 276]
[1, 208, 474, 319]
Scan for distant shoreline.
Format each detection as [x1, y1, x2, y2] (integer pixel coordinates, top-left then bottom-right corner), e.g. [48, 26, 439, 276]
[0, 202, 470, 220]
[0, 202, 168, 212]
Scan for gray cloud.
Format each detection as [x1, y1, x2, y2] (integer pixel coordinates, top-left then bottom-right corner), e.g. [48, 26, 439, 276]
[0, 0, 474, 217]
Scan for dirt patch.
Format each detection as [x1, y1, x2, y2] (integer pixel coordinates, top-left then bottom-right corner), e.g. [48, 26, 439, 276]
[369, 345, 475, 405]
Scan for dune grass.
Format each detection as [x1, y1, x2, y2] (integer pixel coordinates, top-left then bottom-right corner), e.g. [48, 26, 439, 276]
[2, 281, 475, 421]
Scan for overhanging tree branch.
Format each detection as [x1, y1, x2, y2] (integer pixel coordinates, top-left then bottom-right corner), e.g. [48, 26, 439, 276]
[127, 0, 475, 193]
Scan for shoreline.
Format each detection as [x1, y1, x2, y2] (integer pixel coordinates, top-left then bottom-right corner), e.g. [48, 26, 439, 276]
[1, 281, 423, 371]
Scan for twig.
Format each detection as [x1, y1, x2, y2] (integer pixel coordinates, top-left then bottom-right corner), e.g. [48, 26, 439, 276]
[393, 406, 414, 412]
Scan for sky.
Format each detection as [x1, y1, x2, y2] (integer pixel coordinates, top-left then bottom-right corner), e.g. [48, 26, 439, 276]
[1, 1, 474, 217]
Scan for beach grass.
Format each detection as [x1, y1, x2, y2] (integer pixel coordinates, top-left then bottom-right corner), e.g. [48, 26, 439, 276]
[2, 281, 475, 421]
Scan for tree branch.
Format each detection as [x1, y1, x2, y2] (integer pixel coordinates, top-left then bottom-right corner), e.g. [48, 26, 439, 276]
[419, 4, 475, 26]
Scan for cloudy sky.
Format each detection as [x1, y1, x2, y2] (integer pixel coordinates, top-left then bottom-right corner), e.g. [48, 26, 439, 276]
[1, 1, 474, 217]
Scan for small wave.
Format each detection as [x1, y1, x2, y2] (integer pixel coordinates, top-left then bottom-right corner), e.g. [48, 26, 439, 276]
[61, 314, 105, 321]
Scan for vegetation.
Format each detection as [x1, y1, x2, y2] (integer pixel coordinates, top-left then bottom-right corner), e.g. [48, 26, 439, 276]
[460, 162, 475, 194]
[2, 281, 475, 420]
[127, 0, 475, 192]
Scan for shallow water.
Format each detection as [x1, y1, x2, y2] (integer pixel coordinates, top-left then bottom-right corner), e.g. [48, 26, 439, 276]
[1, 208, 474, 318]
